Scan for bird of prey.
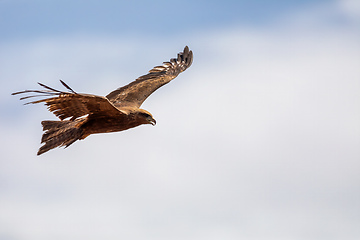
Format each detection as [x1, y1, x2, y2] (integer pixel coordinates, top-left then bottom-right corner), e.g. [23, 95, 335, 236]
[12, 46, 193, 155]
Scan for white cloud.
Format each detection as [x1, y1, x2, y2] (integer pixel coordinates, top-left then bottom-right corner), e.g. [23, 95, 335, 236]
[1, 1, 360, 240]
[339, 0, 360, 19]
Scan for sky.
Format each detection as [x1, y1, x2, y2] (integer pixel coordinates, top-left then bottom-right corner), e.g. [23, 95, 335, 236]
[1, 0, 360, 240]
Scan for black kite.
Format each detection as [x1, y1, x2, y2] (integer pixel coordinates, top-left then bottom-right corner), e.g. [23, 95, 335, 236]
[13, 46, 193, 155]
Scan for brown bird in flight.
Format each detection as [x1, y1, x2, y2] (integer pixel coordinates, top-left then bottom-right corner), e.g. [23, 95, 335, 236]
[13, 46, 193, 155]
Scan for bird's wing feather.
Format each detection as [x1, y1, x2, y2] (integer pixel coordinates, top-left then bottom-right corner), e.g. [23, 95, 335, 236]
[106, 46, 193, 108]
[12, 80, 125, 120]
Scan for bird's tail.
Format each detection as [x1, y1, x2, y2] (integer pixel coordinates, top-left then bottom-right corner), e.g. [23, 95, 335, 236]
[38, 119, 85, 155]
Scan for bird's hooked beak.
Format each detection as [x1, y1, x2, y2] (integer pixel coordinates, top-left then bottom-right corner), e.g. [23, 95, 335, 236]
[148, 117, 156, 126]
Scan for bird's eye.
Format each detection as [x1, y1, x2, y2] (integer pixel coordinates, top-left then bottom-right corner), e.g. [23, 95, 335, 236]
[140, 112, 150, 118]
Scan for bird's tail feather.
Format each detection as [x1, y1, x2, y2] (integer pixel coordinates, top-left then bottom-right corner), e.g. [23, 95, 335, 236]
[38, 119, 84, 155]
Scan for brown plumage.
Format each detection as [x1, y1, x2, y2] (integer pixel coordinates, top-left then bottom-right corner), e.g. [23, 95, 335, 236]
[12, 46, 193, 155]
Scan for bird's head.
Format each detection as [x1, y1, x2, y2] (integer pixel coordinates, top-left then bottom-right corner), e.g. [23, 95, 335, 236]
[136, 109, 156, 126]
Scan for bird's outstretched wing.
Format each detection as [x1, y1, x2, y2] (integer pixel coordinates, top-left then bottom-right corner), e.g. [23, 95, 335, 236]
[106, 46, 193, 108]
[12, 80, 125, 120]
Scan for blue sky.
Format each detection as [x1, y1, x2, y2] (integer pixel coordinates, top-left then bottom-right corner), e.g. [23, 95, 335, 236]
[0, 0, 335, 40]
[1, 1, 360, 240]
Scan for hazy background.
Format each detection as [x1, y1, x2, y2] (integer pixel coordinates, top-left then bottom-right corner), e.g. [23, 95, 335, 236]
[1, 0, 359, 239]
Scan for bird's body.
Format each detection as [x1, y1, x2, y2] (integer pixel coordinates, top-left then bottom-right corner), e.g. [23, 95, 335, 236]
[13, 46, 193, 155]
[80, 108, 155, 136]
